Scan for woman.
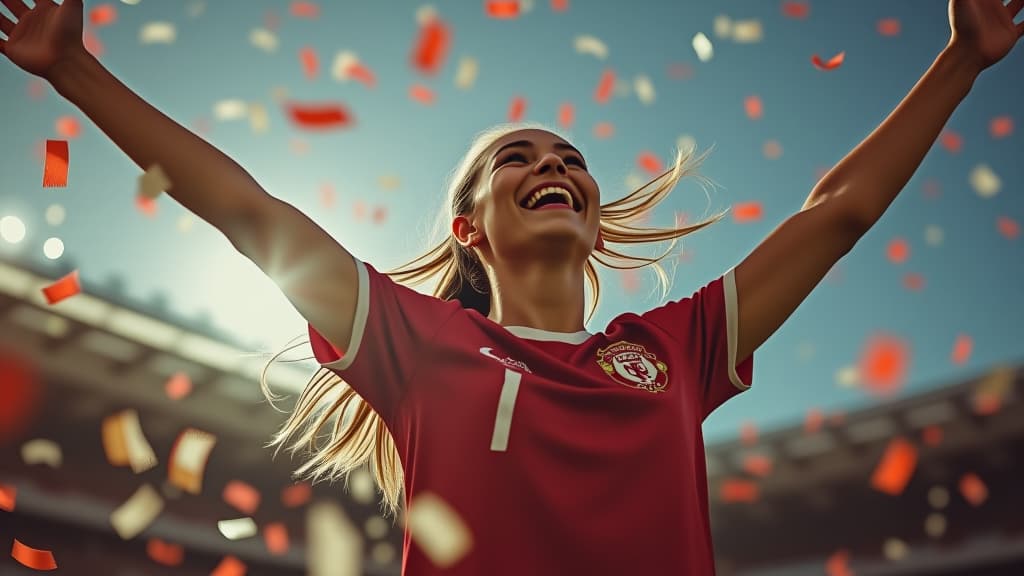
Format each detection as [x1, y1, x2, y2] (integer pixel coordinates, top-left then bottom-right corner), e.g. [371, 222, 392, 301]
[2, 0, 1019, 574]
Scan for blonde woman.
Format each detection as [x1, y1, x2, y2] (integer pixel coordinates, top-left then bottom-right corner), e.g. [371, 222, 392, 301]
[3, 0, 1020, 573]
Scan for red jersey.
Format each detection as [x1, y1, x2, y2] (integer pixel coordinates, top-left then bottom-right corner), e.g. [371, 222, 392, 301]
[308, 258, 754, 575]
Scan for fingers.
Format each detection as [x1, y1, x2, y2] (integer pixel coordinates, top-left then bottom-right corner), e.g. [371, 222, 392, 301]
[0, 0, 29, 20]
[1009, 0, 1024, 15]
[0, 13, 13, 36]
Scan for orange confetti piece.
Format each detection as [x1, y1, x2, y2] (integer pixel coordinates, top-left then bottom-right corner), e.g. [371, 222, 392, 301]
[551, 0, 569, 11]
[922, 178, 941, 199]
[870, 436, 917, 496]
[486, 0, 519, 18]
[720, 479, 758, 503]
[300, 47, 319, 80]
[902, 272, 924, 291]
[732, 201, 763, 223]
[320, 183, 336, 209]
[594, 69, 615, 104]
[223, 480, 261, 515]
[0, 484, 16, 511]
[409, 84, 436, 105]
[508, 96, 526, 122]
[348, 62, 377, 88]
[136, 194, 157, 217]
[997, 216, 1019, 239]
[939, 130, 962, 153]
[636, 151, 662, 175]
[667, 62, 694, 80]
[887, 237, 909, 263]
[877, 18, 900, 36]
[762, 139, 783, 159]
[263, 522, 290, 555]
[922, 425, 942, 447]
[740, 422, 757, 445]
[372, 205, 388, 225]
[11, 540, 57, 571]
[285, 102, 353, 130]
[83, 27, 104, 58]
[593, 121, 614, 139]
[290, 1, 319, 18]
[41, 270, 81, 305]
[804, 407, 824, 434]
[282, 483, 312, 508]
[781, 1, 809, 19]
[165, 372, 192, 400]
[741, 454, 772, 477]
[43, 140, 69, 188]
[825, 549, 853, 576]
[89, 4, 117, 26]
[950, 333, 972, 365]
[990, 115, 1013, 138]
[959, 472, 988, 506]
[621, 269, 639, 294]
[811, 51, 845, 71]
[55, 116, 81, 139]
[147, 538, 184, 566]
[744, 95, 762, 120]
[412, 17, 450, 75]
[859, 333, 909, 397]
[557, 102, 574, 129]
[211, 555, 247, 576]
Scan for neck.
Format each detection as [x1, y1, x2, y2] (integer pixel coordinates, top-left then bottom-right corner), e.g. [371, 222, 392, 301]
[485, 259, 586, 333]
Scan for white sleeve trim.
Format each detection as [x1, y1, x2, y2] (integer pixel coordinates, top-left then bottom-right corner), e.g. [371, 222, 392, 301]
[723, 267, 752, 391]
[321, 258, 370, 372]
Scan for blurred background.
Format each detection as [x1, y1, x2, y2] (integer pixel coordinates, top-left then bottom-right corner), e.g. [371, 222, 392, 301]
[1, 0, 1022, 574]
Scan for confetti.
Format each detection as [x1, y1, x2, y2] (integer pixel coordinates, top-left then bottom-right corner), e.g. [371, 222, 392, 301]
[110, 483, 164, 539]
[877, 18, 901, 37]
[410, 84, 436, 105]
[147, 538, 184, 566]
[886, 237, 909, 263]
[43, 139, 69, 187]
[870, 436, 917, 496]
[333, 51, 377, 88]
[454, 56, 479, 89]
[285, 102, 353, 130]
[940, 130, 962, 153]
[408, 492, 473, 568]
[508, 96, 526, 122]
[168, 428, 217, 495]
[300, 46, 319, 79]
[282, 482, 312, 507]
[551, 0, 568, 11]
[732, 202, 763, 223]
[825, 549, 852, 576]
[250, 28, 279, 52]
[804, 407, 824, 433]
[223, 480, 261, 515]
[636, 151, 662, 175]
[138, 164, 171, 200]
[621, 269, 639, 294]
[969, 163, 1000, 198]
[371, 205, 388, 225]
[594, 69, 615, 103]
[101, 409, 158, 473]
[412, 15, 451, 75]
[692, 33, 713, 62]
[291, 1, 320, 19]
[667, 62, 694, 80]
[486, 1, 519, 18]
[922, 425, 942, 447]
[950, 333, 972, 366]
[740, 422, 757, 445]
[741, 454, 772, 477]
[959, 472, 988, 506]
[782, 1, 809, 19]
[319, 183, 336, 208]
[720, 479, 758, 503]
[219, 517, 259, 540]
[83, 26, 105, 57]
[308, 500, 362, 576]
[557, 102, 574, 129]
[634, 74, 655, 105]
[744, 95, 763, 120]
[214, 99, 248, 121]
[136, 195, 157, 217]
[996, 216, 1019, 239]
[731, 19, 763, 43]
[0, 350, 41, 445]
[55, 116, 81, 138]
[263, 522, 290, 555]
[90, 4, 118, 26]
[713, 15, 731, 40]
[902, 272, 924, 291]
[811, 51, 845, 71]
[593, 121, 614, 139]
[989, 115, 1013, 138]
[139, 22, 176, 44]
[21, 438, 62, 468]
[11, 540, 57, 571]
[859, 333, 909, 397]
[763, 139, 783, 159]
[574, 35, 608, 60]
[211, 555, 247, 576]
[971, 365, 1013, 416]
[0, 484, 15, 511]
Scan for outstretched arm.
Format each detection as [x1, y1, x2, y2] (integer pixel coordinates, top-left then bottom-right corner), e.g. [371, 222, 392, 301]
[732, 0, 1021, 364]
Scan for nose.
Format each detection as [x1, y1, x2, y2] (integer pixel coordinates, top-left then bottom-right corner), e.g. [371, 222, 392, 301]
[533, 152, 567, 175]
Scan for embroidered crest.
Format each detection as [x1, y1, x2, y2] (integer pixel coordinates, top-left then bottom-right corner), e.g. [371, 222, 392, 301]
[596, 341, 669, 393]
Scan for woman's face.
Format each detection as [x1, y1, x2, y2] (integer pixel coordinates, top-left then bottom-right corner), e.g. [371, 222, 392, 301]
[455, 128, 601, 262]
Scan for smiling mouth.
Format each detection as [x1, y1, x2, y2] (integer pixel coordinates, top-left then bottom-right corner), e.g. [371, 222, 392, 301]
[519, 187, 582, 212]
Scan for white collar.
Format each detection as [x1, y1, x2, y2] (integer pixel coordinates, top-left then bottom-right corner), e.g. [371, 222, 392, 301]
[503, 325, 593, 344]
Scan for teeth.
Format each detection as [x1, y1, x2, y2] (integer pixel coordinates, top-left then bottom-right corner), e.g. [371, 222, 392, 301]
[524, 187, 575, 210]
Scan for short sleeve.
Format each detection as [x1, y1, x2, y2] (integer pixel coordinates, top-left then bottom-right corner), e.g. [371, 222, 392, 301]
[639, 266, 753, 420]
[307, 259, 460, 421]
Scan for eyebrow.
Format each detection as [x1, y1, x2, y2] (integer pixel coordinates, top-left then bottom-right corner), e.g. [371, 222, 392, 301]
[491, 140, 585, 162]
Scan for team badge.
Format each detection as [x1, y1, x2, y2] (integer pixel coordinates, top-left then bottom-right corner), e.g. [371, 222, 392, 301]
[595, 341, 669, 393]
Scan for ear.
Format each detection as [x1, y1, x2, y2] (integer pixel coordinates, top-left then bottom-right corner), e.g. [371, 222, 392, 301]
[595, 230, 604, 250]
[452, 214, 484, 248]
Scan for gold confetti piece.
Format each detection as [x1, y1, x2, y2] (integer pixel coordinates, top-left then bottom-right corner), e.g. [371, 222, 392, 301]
[407, 492, 473, 569]
[177, 214, 195, 233]
[713, 15, 732, 38]
[308, 500, 362, 576]
[883, 538, 908, 561]
[454, 56, 478, 90]
[248, 103, 270, 134]
[250, 28, 279, 52]
[969, 163, 1000, 198]
[633, 74, 655, 105]
[348, 468, 376, 504]
[692, 32, 713, 62]
[214, 100, 249, 121]
[139, 22, 177, 44]
[11, 539, 57, 571]
[110, 483, 164, 540]
[21, 438, 62, 468]
[218, 517, 258, 540]
[138, 164, 171, 200]
[971, 365, 1013, 415]
[102, 409, 158, 473]
[377, 175, 401, 191]
[168, 428, 216, 495]
[573, 34, 608, 60]
[731, 19, 763, 43]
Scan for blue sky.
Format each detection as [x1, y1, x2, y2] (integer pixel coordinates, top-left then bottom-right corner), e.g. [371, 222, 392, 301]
[1, 0, 1021, 443]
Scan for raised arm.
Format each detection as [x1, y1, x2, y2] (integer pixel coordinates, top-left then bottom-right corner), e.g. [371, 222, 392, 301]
[1, 0, 359, 353]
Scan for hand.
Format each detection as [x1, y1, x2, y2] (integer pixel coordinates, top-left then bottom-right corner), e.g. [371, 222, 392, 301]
[948, 0, 1024, 71]
[0, 0, 84, 80]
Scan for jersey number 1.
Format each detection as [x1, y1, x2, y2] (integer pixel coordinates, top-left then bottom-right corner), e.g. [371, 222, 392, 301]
[490, 368, 522, 452]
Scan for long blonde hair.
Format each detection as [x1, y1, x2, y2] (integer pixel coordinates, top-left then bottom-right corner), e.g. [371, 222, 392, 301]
[260, 122, 729, 517]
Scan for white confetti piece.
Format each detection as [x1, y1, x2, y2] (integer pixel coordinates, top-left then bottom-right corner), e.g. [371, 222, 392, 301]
[924, 224, 943, 247]
[454, 56, 478, 90]
[407, 492, 472, 569]
[101, 409, 158, 473]
[416, 4, 438, 26]
[634, 74, 655, 105]
[969, 163, 1000, 198]
[218, 517, 258, 540]
[250, 28, 279, 53]
[139, 22, 176, 44]
[248, 103, 269, 134]
[168, 428, 216, 495]
[308, 501, 362, 576]
[693, 32, 714, 62]
[332, 50, 360, 81]
[676, 134, 697, 157]
[21, 439, 62, 468]
[713, 15, 732, 38]
[214, 99, 248, 121]
[348, 467, 376, 504]
[110, 483, 164, 540]
[138, 164, 171, 200]
[835, 365, 859, 388]
[573, 35, 608, 60]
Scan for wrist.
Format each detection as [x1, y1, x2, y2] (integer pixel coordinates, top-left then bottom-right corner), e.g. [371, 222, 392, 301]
[941, 40, 985, 83]
[46, 47, 98, 97]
